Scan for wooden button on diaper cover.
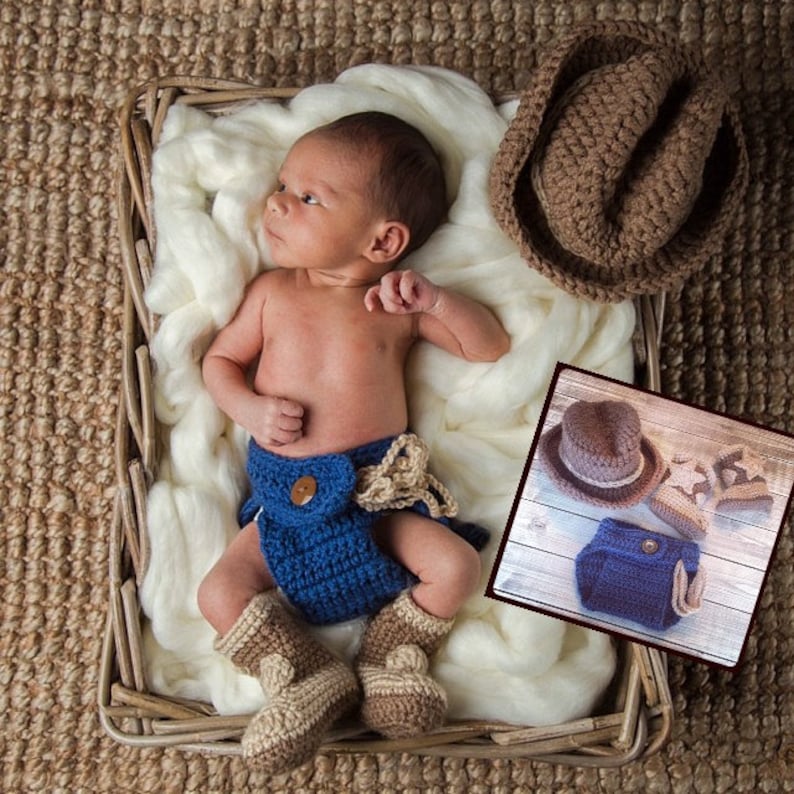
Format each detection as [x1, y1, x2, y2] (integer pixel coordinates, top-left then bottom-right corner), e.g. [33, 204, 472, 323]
[641, 538, 659, 554]
[291, 475, 317, 506]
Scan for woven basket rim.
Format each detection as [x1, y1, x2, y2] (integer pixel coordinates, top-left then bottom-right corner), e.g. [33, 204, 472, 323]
[103, 74, 672, 765]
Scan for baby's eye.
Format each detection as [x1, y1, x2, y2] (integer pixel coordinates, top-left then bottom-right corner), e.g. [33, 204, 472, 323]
[301, 193, 319, 205]
[276, 182, 286, 193]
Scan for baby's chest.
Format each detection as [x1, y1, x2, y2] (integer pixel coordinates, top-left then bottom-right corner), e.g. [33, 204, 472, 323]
[262, 293, 412, 356]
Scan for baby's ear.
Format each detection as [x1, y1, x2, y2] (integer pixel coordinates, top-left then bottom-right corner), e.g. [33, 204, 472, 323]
[366, 221, 410, 265]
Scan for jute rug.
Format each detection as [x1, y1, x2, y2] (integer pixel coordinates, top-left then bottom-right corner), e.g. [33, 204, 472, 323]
[2, 2, 792, 791]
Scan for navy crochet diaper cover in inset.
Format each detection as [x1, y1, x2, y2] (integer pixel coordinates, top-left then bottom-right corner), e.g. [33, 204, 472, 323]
[575, 517, 705, 632]
[239, 437, 434, 625]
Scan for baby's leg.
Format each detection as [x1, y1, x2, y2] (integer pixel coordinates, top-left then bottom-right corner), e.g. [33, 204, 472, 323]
[204, 522, 360, 773]
[372, 512, 482, 619]
[359, 512, 479, 737]
[197, 521, 275, 636]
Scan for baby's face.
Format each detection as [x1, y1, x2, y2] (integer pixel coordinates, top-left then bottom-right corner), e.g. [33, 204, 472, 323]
[263, 133, 384, 274]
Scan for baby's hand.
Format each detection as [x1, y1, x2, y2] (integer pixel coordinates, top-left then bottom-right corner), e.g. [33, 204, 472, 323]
[248, 395, 304, 448]
[364, 270, 440, 315]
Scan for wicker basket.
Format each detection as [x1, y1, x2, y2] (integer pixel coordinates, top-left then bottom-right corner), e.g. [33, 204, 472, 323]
[100, 76, 672, 766]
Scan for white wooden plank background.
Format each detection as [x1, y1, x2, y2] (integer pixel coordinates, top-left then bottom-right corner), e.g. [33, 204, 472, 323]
[488, 366, 794, 668]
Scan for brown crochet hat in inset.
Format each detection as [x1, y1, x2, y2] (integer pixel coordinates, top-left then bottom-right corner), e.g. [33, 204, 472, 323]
[489, 21, 748, 302]
[538, 399, 665, 507]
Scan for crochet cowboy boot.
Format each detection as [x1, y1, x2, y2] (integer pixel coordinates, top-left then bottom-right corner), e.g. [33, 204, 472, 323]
[355, 590, 453, 738]
[648, 453, 715, 539]
[713, 444, 773, 512]
[214, 591, 360, 774]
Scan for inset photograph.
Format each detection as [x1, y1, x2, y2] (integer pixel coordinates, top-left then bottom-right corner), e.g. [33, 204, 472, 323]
[486, 365, 794, 669]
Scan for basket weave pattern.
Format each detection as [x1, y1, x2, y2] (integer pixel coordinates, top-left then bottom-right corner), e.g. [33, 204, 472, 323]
[101, 77, 672, 765]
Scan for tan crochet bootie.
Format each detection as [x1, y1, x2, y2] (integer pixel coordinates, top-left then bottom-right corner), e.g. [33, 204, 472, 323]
[215, 592, 360, 774]
[648, 453, 715, 539]
[355, 590, 453, 739]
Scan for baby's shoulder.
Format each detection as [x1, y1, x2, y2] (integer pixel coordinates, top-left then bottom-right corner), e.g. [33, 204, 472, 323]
[244, 268, 291, 300]
[249, 267, 290, 286]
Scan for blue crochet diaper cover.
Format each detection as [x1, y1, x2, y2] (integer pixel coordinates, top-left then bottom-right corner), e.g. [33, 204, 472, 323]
[239, 437, 423, 625]
[575, 517, 704, 632]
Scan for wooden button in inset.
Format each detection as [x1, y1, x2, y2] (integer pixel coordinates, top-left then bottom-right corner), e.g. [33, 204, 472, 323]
[291, 475, 317, 506]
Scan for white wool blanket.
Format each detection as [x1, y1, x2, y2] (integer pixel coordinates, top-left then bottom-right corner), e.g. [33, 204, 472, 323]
[140, 65, 636, 726]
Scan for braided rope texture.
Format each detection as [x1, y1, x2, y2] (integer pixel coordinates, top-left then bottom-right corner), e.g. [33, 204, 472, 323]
[1, 1, 792, 791]
[354, 433, 459, 517]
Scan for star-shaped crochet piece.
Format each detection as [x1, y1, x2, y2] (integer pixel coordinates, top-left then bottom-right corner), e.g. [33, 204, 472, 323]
[664, 456, 708, 495]
[732, 447, 766, 482]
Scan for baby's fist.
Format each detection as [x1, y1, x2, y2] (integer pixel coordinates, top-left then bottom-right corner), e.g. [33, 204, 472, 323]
[364, 270, 439, 315]
[250, 395, 304, 448]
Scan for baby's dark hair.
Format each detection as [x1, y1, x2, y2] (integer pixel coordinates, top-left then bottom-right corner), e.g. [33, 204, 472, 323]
[312, 111, 447, 258]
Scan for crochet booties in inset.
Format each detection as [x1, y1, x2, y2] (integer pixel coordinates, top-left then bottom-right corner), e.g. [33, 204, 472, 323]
[215, 591, 360, 774]
[648, 453, 715, 539]
[713, 444, 773, 512]
[355, 590, 453, 739]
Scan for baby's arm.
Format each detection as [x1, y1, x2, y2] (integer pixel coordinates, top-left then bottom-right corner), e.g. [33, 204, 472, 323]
[202, 275, 303, 447]
[365, 270, 510, 362]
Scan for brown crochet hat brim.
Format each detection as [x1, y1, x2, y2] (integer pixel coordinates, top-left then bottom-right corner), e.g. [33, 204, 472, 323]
[489, 21, 749, 302]
[538, 423, 666, 507]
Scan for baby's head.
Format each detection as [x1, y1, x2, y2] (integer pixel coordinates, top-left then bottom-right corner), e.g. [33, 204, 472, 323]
[307, 111, 447, 259]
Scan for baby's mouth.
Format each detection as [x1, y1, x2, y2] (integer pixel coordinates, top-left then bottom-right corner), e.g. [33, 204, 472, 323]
[264, 224, 283, 243]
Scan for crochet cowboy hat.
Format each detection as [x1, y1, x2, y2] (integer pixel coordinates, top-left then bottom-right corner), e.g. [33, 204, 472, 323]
[489, 20, 748, 302]
[538, 399, 665, 507]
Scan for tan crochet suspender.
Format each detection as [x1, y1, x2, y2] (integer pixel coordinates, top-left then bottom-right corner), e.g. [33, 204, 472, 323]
[353, 433, 459, 519]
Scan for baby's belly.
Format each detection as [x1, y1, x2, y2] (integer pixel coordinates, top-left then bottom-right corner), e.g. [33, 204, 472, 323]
[255, 360, 410, 458]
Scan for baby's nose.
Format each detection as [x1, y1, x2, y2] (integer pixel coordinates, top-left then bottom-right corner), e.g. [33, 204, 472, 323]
[266, 190, 288, 215]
